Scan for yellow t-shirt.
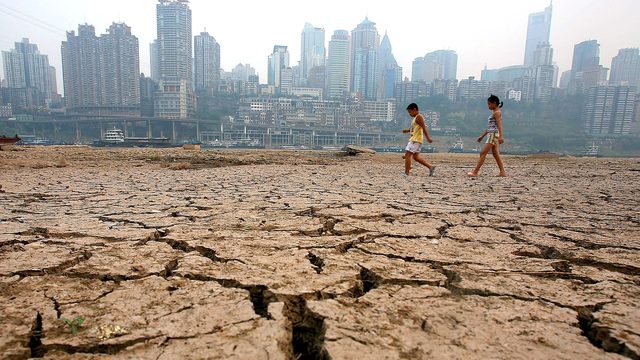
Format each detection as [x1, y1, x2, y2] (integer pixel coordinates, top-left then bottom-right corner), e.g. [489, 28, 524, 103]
[409, 115, 423, 143]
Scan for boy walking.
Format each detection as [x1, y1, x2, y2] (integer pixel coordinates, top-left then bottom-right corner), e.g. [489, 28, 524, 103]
[403, 103, 436, 177]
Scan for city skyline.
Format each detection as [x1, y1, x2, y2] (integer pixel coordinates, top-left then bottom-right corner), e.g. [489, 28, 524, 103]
[1, 0, 639, 95]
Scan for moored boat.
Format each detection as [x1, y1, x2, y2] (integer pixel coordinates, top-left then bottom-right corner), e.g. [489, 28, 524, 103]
[0, 135, 21, 145]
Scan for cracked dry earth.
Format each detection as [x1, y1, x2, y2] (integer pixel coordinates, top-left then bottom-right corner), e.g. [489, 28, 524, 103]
[1, 146, 639, 360]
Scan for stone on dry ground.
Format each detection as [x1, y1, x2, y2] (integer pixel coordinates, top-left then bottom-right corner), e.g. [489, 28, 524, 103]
[0, 146, 639, 359]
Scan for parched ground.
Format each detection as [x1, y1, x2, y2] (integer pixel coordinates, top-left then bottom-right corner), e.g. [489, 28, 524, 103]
[1, 145, 639, 360]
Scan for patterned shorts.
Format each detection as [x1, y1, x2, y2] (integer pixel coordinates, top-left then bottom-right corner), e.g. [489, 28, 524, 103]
[405, 141, 422, 153]
[486, 132, 500, 146]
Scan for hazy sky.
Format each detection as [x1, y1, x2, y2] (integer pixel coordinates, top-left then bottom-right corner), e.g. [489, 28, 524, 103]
[1, 0, 639, 94]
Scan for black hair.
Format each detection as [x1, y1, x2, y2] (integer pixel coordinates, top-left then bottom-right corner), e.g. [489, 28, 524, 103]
[406, 103, 419, 111]
[487, 94, 503, 108]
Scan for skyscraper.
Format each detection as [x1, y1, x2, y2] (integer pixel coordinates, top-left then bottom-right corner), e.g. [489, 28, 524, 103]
[384, 55, 402, 99]
[155, 0, 195, 119]
[351, 17, 380, 100]
[378, 32, 393, 99]
[524, 3, 552, 66]
[101, 23, 140, 106]
[268, 45, 289, 90]
[531, 43, 555, 102]
[610, 48, 640, 92]
[2, 50, 26, 88]
[301, 23, 325, 81]
[570, 40, 600, 81]
[411, 50, 457, 84]
[62, 24, 103, 109]
[62, 23, 139, 113]
[326, 30, 350, 99]
[430, 50, 458, 80]
[3, 38, 54, 105]
[194, 31, 221, 91]
[150, 40, 159, 82]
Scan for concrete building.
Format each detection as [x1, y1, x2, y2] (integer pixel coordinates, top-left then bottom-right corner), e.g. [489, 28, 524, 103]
[3, 38, 54, 106]
[2, 50, 26, 88]
[154, 0, 195, 119]
[364, 100, 394, 122]
[508, 89, 522, 102]
[395, 81, 428, 104]
[481, 66, 498, 82]
[609, 48, 640, 93]
[62, 24, 103, 109]
[101, 23, 140, 106]
[308, 66, 326, 90]
[351, 17, 380, 100]
[431, 79, 458, 102]
[194, 31, 221, 91]
[583, 85, 636, 134]
[531, 43, 555, 102]
[524, 3, 553, 66]
[458, 76, 490, 101]
[327, 30, 351, 99]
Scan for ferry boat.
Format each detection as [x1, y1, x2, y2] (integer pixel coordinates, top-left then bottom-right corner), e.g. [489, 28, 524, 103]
[92, 128, 173, 148]
[448, 139, 478, 154]
[580, 143, 600, 157]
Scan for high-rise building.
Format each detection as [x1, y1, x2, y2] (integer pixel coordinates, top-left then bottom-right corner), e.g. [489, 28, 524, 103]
[101, 23, 140, 106]
[155, 0, 195, 119]
[412, 55, 443, 84]
[62, 23, 139, 113]
[301, 23, 325, 81]
[609, 48, 640, 93]
[326, 30, 350, 99]
[378, 32, 393, 99]
[194, 31, 221, 91]
[411, 50, 457, 84]
[268, 46, 290, 92]
[570, 40, 600, 81]
[481, 66, 498, 82]
[430, 50, 458, 80]
[62, 24, 103, 109]
[351, 17, 380, 100]
[308, 66, 326, 90]
[2, 50, 26, 88]
[384, 55, 402, 99]
[582, 85, 636, 134]
[524, 3, 552, 66]
[3, 38, 54, 105]
[531, 43, 555, 102]
[150, 40, 159, 82]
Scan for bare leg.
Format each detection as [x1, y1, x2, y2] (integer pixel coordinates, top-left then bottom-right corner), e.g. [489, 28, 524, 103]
[467, 143, 493, 177]
[492, 144, 507, 176]
[404, 151, 412, 175]
[412, 153, 433, 170]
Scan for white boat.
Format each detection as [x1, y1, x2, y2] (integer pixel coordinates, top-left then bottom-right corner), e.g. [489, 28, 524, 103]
[102, 128, 125, 143]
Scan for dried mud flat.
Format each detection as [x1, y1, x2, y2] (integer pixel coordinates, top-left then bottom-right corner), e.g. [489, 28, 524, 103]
[0, 145, 639, 360]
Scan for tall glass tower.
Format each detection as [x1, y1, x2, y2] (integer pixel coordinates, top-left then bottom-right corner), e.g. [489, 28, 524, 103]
[301, 23, 325, 81]
[523, 3, 552, 66]
[351, 17, 380, 100]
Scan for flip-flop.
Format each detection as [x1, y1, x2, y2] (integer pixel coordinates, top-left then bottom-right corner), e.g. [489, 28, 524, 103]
[429, 165, 436, 176]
